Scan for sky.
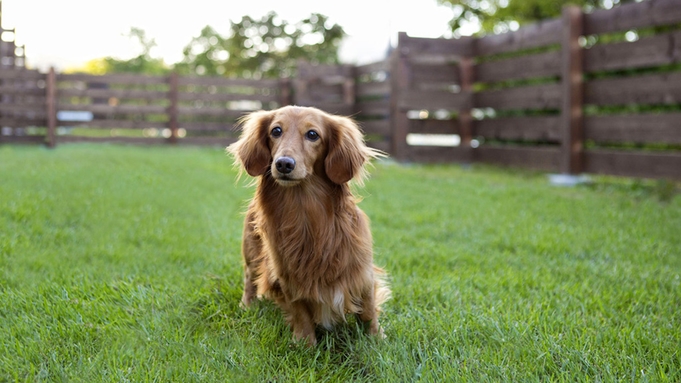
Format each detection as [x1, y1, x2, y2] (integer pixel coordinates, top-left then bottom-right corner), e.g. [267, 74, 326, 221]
[2, 0, 462, 71]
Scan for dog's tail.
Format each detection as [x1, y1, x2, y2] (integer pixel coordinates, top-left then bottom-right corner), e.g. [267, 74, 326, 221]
[373, 265, 391, 312]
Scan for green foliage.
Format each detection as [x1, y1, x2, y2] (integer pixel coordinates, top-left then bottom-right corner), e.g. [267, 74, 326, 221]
[438, 0, 630, 36]
[79, 28, 170, 75]
[174, 12, 346, 78]
[1, 145, 680, 381]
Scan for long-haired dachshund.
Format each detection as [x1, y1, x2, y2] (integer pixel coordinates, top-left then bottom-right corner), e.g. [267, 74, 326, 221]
[228, 105, 390, 346]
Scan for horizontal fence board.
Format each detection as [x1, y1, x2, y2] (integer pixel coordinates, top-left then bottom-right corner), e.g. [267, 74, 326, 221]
[177, 106, 250, 118]
[585, 31, 681, 73]
[367, 140, 391, 153]
[405, 145, 472, 163]
[0, 135, 45, 144]
[58, 88, 169, 100]
[57, 103, 168, 114]
[476, 50, 561, 83]
[584, 149, 681, 179]
[0, 117, 47, 126]
[584, 0, 681, 35]
[400, 90, 472, 111]
[359, 120, 391, 136]
[356, 81, 390, 98]
[179, 122, 235, 131]
[0, 103, 46, 113]
[475, 83, 562, 110]
[356, 99, 390, 117]
[58, 73, 169, 85]
[412, 64, 461, 85]
[175, 137, 237, 146]
[0, 86, 45, 96]
[475, 18, 562, 56]
[398, 33, 473, 57]
[178, 91, 278, 103]
[474, 116, 561, 142]
[295, 103, 354, 116]
[179, 76, 280, 88]
[0, 69, 44, 80]
[585, 72, 681, 106]
[474, 145, 561, 171]
[58, 136, 168, 145]
[408, 118, 460, 135]
[356, 60, 390, 75]
[584, 113, 681, 144]
[59, 120, 167, 129]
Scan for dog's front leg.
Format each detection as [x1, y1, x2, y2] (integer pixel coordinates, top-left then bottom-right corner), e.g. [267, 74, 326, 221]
[358, 285, 384, 338]
[286, 300, 317, 347]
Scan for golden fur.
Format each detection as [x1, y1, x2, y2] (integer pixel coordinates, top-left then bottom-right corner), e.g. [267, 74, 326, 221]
[227, 105, 390, 346]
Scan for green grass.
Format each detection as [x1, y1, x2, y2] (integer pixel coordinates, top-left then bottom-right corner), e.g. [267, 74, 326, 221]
[1, 144, 680, 382]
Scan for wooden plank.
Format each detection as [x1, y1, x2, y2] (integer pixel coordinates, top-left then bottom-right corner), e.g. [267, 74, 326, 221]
[358, 120, 391, 136]
[57, 73, 168, 85]
[584, 0, 681, 35]
[177, 91, 278, 103]
[175, 136, 237, 146]
[57, 103, 168, 114]
[58, 88, 168, 100]
[0, 68, 44, 80]
[585, 72, 681, 106]
[473, 117, 561, 143]
[475, 83, 562, 110]
[411, 63, 460, 85]
[59, 120, 166, 129]
[406, 145, 472, 163]
[560, 5, 585, 174]
[178, 122, 234, 132]
[46, 67, 57, 148]
[356, 99, 390, 117]
[356, 60, 390, 75]
[408, 119, 460, 135]
[178, 76, 279, 88]
[584, 113, 681, 144]
[398, 32, 474, 58]
[0, 86, 45, 96]
[0, 118, 47, 127]
[400, 90, 472, 111]
[356, 81, 390, 98]
[475, 50, 561, 83]
[177, 106, 250, 118]
[58, 136, 168, 145]
[367, 140, 391, 154]
[584, 149, 681, 179]
[474, 145, 561, 171]
[0, 103, 46, 114]
[584, 31, 681, 73]
[474, 18, 562, 56]
[0, 135, 45, 145]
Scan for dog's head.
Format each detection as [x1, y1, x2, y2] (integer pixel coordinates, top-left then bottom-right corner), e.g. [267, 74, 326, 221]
[228, 106, 382, 186]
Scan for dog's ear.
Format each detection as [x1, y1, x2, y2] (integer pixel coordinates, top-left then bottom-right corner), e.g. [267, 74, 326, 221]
[227, 110, 274, 177]
[324, 115, 371, 185]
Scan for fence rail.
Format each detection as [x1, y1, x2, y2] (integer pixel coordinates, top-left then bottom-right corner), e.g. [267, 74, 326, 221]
[1, 0, 681, 179]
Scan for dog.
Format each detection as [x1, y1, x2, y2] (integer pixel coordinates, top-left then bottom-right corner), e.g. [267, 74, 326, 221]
[227, 105, 390, 346]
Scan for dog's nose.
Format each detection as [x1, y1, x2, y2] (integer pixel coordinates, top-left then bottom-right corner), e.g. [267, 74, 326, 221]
[275, 156, 296, 174]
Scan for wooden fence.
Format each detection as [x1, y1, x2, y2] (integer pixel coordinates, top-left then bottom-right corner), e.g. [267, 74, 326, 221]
[1, 0, 680, 179]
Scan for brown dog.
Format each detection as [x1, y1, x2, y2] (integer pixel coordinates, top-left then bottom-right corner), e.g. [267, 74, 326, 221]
[228, 105, 390, 346]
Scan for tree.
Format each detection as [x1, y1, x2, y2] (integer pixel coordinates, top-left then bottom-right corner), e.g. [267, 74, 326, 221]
[175, 12, 346, 78]
[438, 0, 629, 37]
[76, 28, 169, 75]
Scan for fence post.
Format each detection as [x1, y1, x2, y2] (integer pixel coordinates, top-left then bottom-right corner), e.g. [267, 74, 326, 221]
[458, 56, 474, 160]
[167, 71, 179, 144]
[45, 67, 57, 148]
[278, 78, 292, 106]
[389, 33, 411, 161]
[560, 5, 584, 174]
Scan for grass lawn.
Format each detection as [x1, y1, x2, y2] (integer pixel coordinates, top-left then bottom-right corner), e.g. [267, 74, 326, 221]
[1, 144, 680, 382]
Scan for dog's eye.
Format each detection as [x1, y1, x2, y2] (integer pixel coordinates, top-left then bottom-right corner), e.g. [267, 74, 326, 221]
[271, 126, 282, 138]
[305, 130, 319, 142]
